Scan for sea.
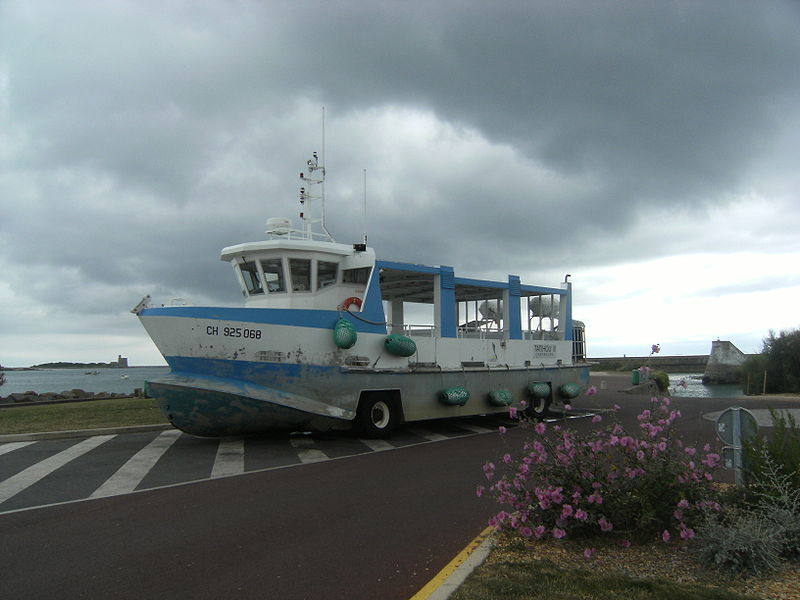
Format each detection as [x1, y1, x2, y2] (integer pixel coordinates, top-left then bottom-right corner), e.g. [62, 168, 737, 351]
[664, 372, 743, 399]
[0, 366, 170, 397]
[1, 368, 743, 399]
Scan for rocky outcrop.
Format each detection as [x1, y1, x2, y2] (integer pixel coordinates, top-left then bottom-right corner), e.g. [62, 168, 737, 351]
[0, 389, 129, 405]
[703, 340, 746, 384]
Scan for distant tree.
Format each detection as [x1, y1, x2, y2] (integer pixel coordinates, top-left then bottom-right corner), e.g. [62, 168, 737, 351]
[740, 329, 800, 394]
[0, 364, 5, 388]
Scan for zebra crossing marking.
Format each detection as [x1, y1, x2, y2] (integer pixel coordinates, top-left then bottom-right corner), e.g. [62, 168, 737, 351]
[408, 427, 449, 442]
[0, 435, 115, 504]
[289, 438, 328, 463]
[0, 418, 501, 513]
[0, 441, 36, 457]
[90, 429, 182, 498]
[456, 423, 493, 434]
[358, 438, 394, 452]
[210, 438, 245, 478]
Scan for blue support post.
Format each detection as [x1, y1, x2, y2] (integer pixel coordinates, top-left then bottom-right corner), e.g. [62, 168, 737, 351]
[438, 266, 457, 338]
[562, 280, 573, 341]
[507, 275, 522, 340]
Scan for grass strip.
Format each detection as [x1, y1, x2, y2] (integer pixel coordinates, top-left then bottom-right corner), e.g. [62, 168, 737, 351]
[0, 397, 168, 434]
[452, 550, 759, 600]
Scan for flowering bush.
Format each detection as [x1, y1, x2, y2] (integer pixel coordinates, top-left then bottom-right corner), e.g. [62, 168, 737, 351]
[479, 395, 722, 546]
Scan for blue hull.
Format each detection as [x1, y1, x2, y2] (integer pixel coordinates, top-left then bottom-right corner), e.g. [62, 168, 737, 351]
[146, 368, 349, 436]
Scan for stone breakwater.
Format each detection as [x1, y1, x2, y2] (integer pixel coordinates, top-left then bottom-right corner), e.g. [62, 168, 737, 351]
[0, 389, 143, 406]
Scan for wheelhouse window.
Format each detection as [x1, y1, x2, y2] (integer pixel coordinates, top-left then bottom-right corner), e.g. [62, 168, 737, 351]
[343, 267, 371, 284]
[240, 260, 263, 295]
[260, 258, 286, 293]
[317, 261, 338, 289]
[289, 258, 311, 292]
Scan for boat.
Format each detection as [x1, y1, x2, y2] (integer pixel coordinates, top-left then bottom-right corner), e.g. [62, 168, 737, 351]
[132, 151, 589, 437]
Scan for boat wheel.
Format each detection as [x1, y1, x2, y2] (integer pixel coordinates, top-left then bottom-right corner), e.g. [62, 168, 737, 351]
[528, 395, 551, 420]
[356, 395, 397, 438]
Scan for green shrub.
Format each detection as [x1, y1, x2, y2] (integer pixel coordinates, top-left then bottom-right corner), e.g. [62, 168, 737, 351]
[695, 450, 800, 575]
[651, 370, 669, 393]
[694, 507, 784, 576]
[744, 408, 800, 495]
[737, 354, 768, 395]
[741, 329, 800, 394]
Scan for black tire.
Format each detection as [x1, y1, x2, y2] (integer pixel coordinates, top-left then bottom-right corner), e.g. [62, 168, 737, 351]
[527, 395, 552, 419]
[356, 395, 398, 438]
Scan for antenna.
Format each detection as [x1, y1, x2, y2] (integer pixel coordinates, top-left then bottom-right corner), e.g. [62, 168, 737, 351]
[363, 168, 368, 244]
[319, 106, 333, 241]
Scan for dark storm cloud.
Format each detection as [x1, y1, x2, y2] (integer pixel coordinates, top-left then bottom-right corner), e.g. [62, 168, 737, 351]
[1, 0, 799, 364]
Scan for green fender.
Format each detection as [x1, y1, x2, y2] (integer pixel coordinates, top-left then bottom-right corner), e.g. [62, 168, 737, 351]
[488, 390, 513, 406]
[333, 318, 357, 349]
[439, 387, 470, 406]
[384, 334, 417, 357]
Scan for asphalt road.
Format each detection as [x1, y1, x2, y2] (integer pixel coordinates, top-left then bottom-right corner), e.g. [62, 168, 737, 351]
[1, 427, 508, 600]
[2, 377, 798, 600]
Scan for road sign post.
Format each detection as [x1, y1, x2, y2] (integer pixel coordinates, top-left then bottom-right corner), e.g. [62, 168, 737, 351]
[716, 407, 758, 487]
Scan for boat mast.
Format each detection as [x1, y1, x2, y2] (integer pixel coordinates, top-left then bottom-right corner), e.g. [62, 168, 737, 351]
[298, 107, 334, 241]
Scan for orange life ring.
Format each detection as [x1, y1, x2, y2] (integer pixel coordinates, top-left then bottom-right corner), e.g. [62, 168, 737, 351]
[342, 296, 363, 311]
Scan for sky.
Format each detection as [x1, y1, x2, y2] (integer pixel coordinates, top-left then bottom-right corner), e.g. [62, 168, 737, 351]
[1, 0, 799, 367]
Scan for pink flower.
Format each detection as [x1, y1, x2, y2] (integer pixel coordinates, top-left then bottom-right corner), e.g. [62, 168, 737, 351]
[598, 518, 613, 532]
[534, 525, 546, 539]
[587, 492, 603, 505]
[620, 539, 631, 548]
[519, 526, 533, 538]
[651, 344, 660, 354]
[662, 530, 671, 543]
[586, 385, 598, 396]
[563, 404, 572, 411]
[534, 422, 546, 435]
[583, 548, 596, 559]
[509, 406, 518, 419]
[553, 527, 566, 539]
[476, 486, 485, 497]
[561, 504, 574, 519]
[680, 527, 695, 540]
[575, 509, 588, 521]
[592, 415, 603, 423]
[498, 426, 507, 434]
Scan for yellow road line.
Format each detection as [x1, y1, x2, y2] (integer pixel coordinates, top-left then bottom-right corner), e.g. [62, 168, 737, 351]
[409, 525, 494, 600]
